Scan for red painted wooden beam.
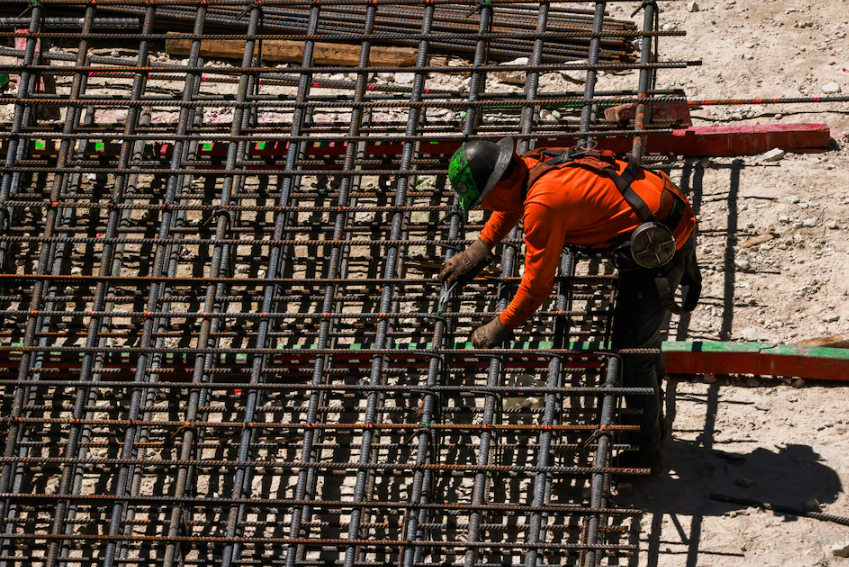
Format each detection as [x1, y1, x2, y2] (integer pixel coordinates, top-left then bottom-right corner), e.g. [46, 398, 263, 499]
[33, 123, 831, 163]
[663, 341, 849, 381]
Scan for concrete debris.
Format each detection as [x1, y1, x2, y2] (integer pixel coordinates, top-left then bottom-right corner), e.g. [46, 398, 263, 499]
[822, 82, 842, 94]
[761, 148, 786, 162]
[822, 312, 840, 323]
[558, 60, 588, 84]
[802, 218, 818, 228]
[395, 72, 415, 85]
[686, 1, 699, 12]
[740, 234, 775, 249]
[740, 327, 759, 340]
[539, 109, 560, 122]
[826, 220, 839, 230]
[833, 543, 849, 558]
[494, 57, 529, 85]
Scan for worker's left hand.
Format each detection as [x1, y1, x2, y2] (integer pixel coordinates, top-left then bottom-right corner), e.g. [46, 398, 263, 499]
[471, 316, 513, 349]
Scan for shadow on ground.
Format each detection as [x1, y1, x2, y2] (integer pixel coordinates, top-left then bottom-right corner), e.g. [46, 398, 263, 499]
[618, 378, 842, 567]
[636, 440, 840, 518]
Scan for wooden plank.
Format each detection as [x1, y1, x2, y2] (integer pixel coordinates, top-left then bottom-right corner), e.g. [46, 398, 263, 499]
[165, 33, 418, 67]
[663, 341, 849, 381]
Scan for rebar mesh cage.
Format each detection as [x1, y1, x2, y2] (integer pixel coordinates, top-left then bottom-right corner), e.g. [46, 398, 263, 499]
[0, 1, 687, 565]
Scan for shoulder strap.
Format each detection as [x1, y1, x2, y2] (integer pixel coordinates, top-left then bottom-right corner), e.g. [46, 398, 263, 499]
[526, 149, 572, 188]
[599, 156, 654, 223]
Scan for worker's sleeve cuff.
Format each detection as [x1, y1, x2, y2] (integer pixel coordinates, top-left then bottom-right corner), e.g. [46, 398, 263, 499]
[479, 234, 497, 249]
[498, 313, 518, 330]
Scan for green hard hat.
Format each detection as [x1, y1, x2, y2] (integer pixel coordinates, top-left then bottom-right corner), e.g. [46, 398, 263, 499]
[448, 137, 514, 211]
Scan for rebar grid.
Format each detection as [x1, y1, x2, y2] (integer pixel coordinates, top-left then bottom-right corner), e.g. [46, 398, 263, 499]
[0, 1, 681, 565]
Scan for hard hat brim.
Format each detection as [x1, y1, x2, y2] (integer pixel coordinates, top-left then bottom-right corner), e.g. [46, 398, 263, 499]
[465, 137, 515, 210]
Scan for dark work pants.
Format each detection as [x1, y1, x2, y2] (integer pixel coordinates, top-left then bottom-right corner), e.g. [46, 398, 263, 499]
[611, 233, 698, 456]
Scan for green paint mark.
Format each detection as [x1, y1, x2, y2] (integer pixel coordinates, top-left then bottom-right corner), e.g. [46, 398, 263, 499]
[34, 140, 45, 150]
[203, 143, 213, 151]
[662, 340, 849, 360]
[95, 142, 105, 151]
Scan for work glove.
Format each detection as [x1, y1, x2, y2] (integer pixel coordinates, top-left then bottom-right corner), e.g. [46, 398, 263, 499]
[437, 239, 493, 287]
[471, 316, 513, 349]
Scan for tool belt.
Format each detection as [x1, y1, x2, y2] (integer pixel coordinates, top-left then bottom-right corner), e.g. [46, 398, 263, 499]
[523, 145, 701, 312]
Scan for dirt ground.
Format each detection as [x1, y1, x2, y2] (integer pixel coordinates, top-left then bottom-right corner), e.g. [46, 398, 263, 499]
[601, 1, 849, 566]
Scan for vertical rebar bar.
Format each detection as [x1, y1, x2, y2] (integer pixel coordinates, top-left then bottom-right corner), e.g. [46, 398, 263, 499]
[100, 6, 207, 567]
[403, 4, 493, 566]
[0, 2, 41, 271]
[219, 3, 318, 566]
[0, 2, 44, 535]
[578, 1, 606, 147]
[583, 356, 620, 567]
[0, 4, 93, 563]
[462, 3, 548, 565]
[631, 1, 657, 161]
[160, 6, 263, 567]
[341, 6, 435, 567]
[523, 252, 573, 567]
[283, 4, 376, 565]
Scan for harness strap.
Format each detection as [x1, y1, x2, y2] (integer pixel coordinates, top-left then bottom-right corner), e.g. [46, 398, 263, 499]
[661, 197, 685, 233]
[527, 150, 657, 224]
[599, 156, 654, 223]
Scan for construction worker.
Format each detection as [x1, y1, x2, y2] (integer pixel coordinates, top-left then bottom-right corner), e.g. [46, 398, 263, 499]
[439, 137, 701, 471]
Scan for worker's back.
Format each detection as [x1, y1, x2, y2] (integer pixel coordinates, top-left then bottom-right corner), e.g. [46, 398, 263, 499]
[481, 152, 696, 251]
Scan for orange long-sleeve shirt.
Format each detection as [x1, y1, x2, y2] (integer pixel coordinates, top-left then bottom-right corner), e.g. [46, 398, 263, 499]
[479, 154, 696, 329]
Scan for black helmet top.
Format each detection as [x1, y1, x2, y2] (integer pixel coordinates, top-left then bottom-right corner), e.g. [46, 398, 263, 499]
[448, 137, 514, 210]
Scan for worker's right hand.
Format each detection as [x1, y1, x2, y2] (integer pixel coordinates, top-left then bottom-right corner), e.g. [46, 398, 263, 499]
[437, 239, 493, 287]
